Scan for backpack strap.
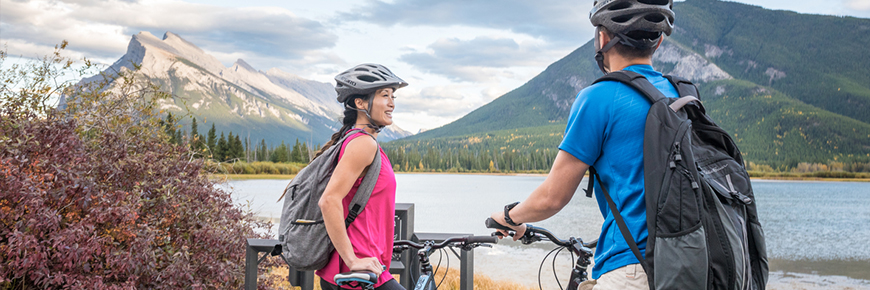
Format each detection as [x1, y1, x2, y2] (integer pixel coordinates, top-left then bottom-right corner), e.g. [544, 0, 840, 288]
[592, 71, 668, 104]
[585, 70, 667, 199]
[664, 75, 705, 113]
[594, 170, 650, 273]
[664, 75, 699, 100]
[342, 129, 382, 227]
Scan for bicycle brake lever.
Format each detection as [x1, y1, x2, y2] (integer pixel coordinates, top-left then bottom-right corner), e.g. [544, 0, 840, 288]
[492, 231, 515, 238]
[520, 232, 543, 245]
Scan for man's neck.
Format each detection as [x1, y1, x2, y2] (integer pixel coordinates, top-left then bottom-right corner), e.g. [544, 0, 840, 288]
[608, 56, 653, 73]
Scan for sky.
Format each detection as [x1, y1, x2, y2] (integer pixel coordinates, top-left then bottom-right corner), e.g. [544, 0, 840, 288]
[1, 0, 869, 133]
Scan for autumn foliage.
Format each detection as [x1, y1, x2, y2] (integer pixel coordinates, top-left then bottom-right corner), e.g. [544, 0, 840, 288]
[0, 44, 271, 289]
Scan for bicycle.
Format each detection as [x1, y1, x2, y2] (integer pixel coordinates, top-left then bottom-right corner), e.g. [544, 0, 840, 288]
[333, 235, 498, 290]
[484, 218, 598, 290]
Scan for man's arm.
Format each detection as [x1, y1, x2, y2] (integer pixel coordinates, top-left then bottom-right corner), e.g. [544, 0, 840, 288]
[490, 150, 590, 239]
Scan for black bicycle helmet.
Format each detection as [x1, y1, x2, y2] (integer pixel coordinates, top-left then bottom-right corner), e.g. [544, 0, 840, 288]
[590, 0, 675, 73]
[335, 63, 408, 103]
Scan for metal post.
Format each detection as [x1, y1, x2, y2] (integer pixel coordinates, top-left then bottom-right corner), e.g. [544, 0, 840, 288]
[460, 247, 473, 290]
[391, 203, 415, 289]
[245, 240, 259, 290]
[244, 239, 313, 290]
[289, 268, 314, 290]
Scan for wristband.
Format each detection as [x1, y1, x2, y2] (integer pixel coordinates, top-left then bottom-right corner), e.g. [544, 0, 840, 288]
[504, 202, 522, 226]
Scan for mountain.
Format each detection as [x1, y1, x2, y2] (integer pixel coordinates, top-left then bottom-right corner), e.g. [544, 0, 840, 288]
[395, 0, 870, 168]
[80, 31, 411, 145]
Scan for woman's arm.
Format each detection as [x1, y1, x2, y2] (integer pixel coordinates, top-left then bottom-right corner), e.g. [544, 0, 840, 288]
[318, 136, 384, 274]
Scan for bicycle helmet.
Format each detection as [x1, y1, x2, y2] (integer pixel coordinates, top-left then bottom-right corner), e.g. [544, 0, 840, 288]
[335, 63, 408, 103]
[334, 63, 408, 133]
[589, 0, 675, 73]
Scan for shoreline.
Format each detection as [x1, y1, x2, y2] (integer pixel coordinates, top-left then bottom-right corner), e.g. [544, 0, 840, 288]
[214, 172, 869, 182]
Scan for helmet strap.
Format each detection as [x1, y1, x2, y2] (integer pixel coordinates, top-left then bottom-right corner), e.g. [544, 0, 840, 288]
[595, 32, 623, 74]
[345, 101, 386, 133]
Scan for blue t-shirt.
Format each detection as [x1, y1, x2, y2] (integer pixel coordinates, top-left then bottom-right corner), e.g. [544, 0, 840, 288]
[559, 65, 678, 279]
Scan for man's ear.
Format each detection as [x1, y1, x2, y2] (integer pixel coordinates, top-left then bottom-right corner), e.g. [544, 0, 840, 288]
[598, 30, 612, 50]
[654, 36, 664, 50]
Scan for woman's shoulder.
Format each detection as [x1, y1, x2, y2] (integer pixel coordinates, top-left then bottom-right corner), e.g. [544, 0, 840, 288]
[342, 132, 378, 157]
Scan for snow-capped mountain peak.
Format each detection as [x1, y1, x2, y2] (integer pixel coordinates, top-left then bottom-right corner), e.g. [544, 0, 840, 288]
[83, 31, 414, 145]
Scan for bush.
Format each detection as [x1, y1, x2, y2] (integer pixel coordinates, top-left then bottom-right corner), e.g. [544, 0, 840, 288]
[0, 44, 271, 289]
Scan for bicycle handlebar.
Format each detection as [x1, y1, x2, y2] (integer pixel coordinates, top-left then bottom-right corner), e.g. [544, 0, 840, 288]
[485, 218, 597, 249]
[394, 235, 498, 250]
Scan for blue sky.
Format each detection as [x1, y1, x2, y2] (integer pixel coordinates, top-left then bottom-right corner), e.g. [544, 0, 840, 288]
[1, 0, 868, 133]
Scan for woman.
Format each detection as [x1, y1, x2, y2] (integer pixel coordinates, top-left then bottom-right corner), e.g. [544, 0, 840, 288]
[314, 64, 407, 290]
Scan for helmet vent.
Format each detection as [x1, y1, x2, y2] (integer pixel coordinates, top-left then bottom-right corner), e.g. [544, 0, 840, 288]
[644, 14, 666, 23]
[608, 2, 632, 10]
[357, 75, 379, 83]
[638, 0, 668, 5]
[354, 68, 369, 72]
[612, 15, 633, 23]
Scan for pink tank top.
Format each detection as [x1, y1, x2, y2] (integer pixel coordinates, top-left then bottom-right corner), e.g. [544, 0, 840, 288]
[315, 131, 397, 287]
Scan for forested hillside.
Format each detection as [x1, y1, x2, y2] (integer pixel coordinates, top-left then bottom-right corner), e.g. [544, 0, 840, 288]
[387, 0, 870, 171]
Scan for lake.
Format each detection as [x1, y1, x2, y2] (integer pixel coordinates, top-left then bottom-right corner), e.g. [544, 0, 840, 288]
[223, 174, 870, 289]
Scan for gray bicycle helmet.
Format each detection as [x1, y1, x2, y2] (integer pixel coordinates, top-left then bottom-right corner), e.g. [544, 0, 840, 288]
[335, 63, 408, 103]
[590, 0, 675, 73]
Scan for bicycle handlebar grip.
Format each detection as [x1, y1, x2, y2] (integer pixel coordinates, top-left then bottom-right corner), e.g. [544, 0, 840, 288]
[485, 217, 513, 231]
[465, 235, 498, 244]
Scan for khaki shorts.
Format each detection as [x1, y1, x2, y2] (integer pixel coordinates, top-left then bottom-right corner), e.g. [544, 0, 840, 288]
[578, 263, 648, 290]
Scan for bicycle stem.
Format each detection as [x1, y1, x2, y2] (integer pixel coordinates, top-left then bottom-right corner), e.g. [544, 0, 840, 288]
[417, 243, 435, 275]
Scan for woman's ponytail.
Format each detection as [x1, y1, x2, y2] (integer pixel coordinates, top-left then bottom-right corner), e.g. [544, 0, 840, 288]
[311, 96, 365, 162]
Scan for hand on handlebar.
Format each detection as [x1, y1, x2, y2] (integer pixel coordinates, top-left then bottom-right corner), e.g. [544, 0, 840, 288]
[489, 212, 527, 241]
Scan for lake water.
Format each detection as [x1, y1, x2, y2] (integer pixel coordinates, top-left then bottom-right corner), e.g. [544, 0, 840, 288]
[223, 174, 870, 289]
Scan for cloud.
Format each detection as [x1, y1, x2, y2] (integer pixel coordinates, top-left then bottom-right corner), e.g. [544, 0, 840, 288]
[845, 0, 870, 10]
[399, 36, 553, 82]
[339, 0, 595, 45]
[396, 86, 482, 118]
[0, 0, 339, 68]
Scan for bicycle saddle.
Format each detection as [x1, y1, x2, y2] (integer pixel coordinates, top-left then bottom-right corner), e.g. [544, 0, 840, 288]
[334, 271, 378, 288]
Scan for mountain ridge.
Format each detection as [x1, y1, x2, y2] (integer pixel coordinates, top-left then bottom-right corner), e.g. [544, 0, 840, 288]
[392, 0, 870, 168]
[81, 31, 412, 145]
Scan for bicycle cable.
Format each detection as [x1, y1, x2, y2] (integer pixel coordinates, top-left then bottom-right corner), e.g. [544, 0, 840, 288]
[552, 246, 566, 290]
[436, 247, 450, 289]
[538, 245, 563, 290]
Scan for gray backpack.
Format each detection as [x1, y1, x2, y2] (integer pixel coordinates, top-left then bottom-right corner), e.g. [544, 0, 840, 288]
[587, 71, 768, 290]
[277, 129, 382, 271]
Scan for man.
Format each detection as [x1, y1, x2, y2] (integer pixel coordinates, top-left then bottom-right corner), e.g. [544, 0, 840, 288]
[489, 0, 676, 289]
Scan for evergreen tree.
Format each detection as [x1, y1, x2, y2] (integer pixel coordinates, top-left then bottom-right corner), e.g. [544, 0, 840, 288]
[299, 142, 310, 163]
[163, 113, 178, 144]
[190, 117, 203, 153]
[232, 134, 243, 161]
[226, 132, 235, 160]
[216, 132, 227, 161]
[258, 139, 268, 162]
[271, 141, 289, 163]
[206, 123, 217, 158]
[291, 138, 303, 163]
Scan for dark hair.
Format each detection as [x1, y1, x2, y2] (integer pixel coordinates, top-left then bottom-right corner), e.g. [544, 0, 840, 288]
[311, 94, 370, 162]
[601, 27, 661, 59]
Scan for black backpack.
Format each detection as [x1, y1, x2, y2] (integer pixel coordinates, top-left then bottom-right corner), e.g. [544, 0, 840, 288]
[585, 71, 768, 290]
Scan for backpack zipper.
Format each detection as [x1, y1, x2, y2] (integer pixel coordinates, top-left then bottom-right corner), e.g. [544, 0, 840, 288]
[726, 174, 753, 204]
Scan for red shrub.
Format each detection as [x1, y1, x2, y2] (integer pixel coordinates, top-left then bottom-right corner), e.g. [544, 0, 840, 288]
[0, 46, 272, 289]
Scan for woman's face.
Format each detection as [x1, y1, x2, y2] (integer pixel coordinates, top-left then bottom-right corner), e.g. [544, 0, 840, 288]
[359, 88, 395, 126]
